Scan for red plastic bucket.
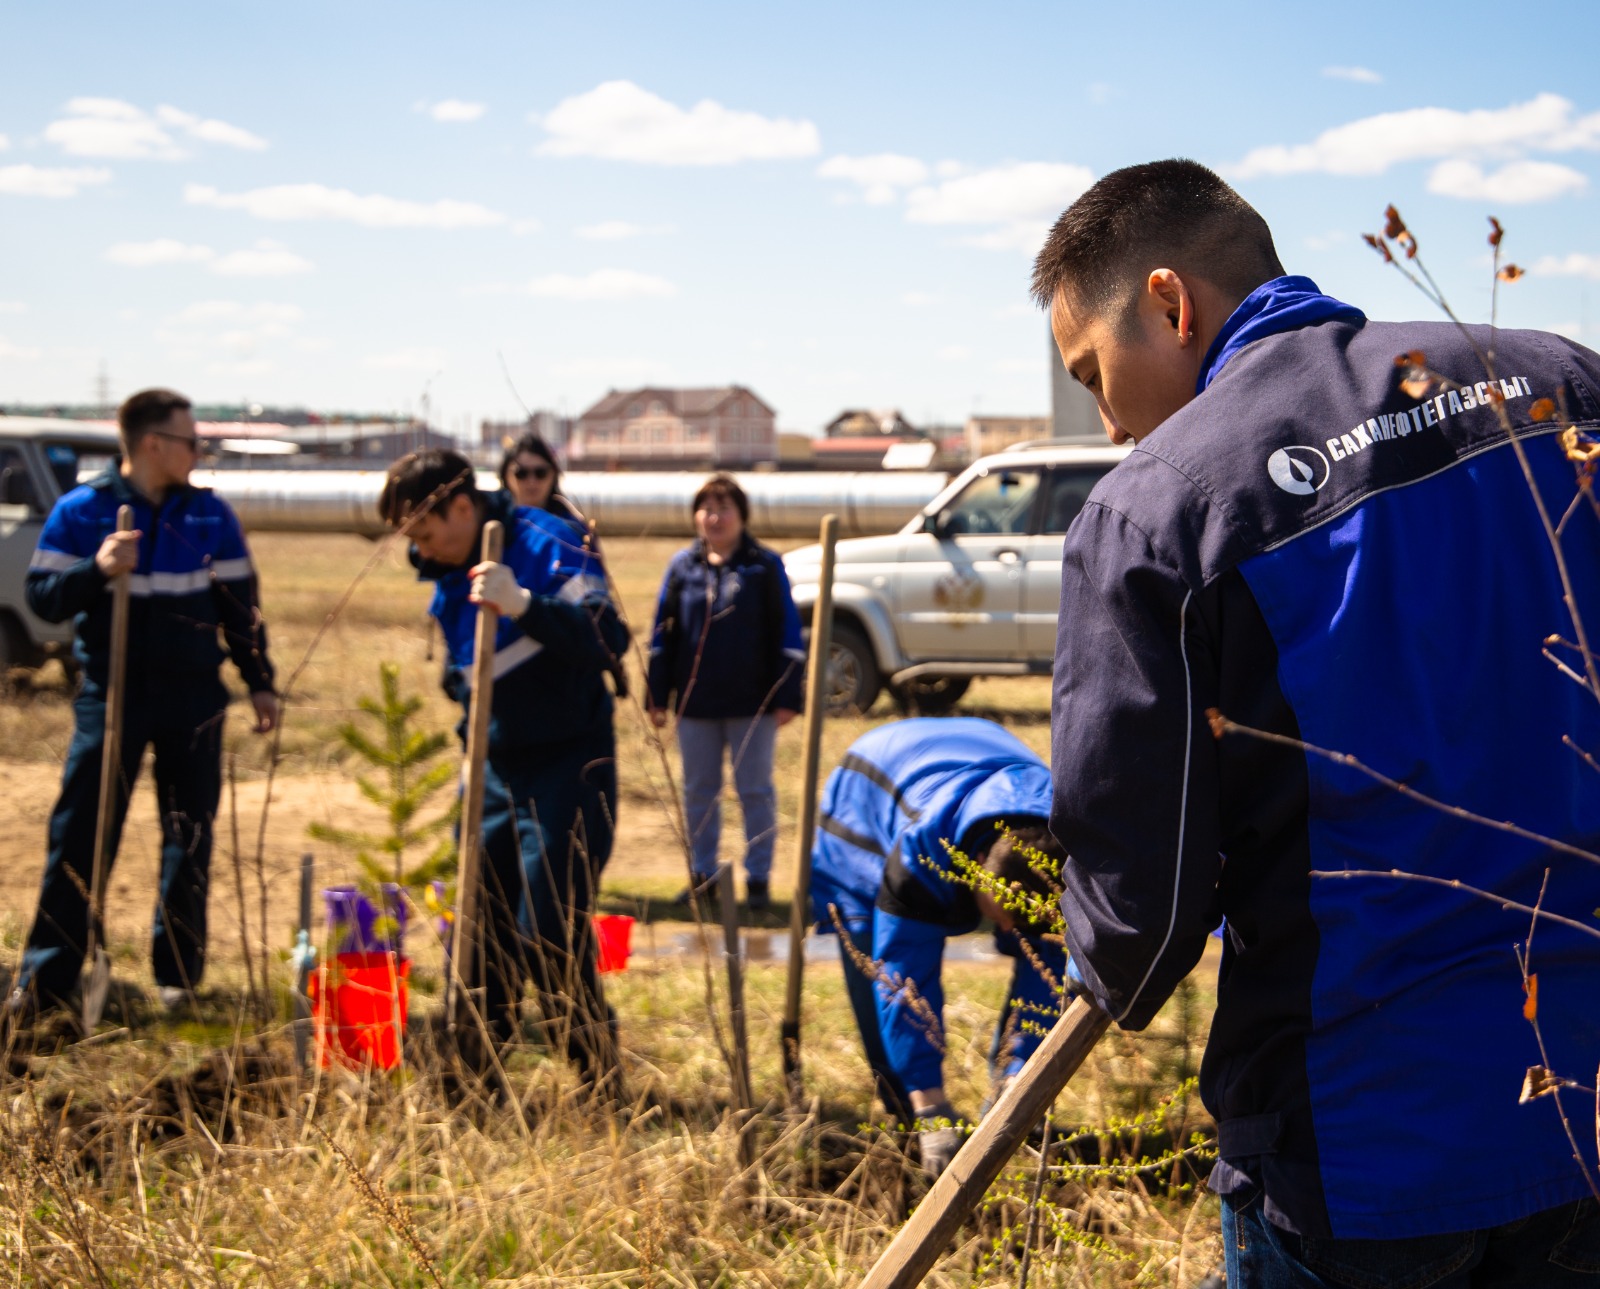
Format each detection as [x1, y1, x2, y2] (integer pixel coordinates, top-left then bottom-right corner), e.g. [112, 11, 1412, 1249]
[595, 914, 634, 974]
[309, 952, 410, 1070]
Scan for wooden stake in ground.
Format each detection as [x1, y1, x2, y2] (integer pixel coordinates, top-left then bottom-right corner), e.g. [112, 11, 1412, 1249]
[780, 513, 838, 1108]
[82, 504, 133, 1033]
[857, 997, 1111, 1289]
[292, 852, 314, 1070]
[445, 519, 504, 1038]
[716, 862, 754, 1115]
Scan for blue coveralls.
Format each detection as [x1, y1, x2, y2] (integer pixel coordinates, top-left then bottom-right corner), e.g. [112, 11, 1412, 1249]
[19, 468, 273, 1005]
[809, 718, 1067, 1122]
[419, 491, 628, 1067]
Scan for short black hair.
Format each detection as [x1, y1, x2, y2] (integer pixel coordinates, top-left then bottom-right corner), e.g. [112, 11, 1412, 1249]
[692, 472, 750, 525]
[378, 448, 478, 527]
[1030, 159, 1283, 321]
[979, 820, 1065, 936]
[498, 431, 560, 492]
[118, 388, 192, 453]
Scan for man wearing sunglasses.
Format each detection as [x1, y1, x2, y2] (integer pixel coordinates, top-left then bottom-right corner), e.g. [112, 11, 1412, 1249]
[6, 388, 277, 1033]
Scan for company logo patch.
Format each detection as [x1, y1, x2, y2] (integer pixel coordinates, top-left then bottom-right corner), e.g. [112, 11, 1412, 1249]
[1267, 445, 1330, 496]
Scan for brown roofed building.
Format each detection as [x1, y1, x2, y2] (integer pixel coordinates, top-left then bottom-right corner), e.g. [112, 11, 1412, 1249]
[571, 385, 776, 469]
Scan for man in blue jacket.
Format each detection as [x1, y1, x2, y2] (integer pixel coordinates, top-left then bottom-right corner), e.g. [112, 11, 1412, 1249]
[379, 450, 629, 1085]
[6, 388, 277, 1030]
[810, 717, 1068, 1177]
[1037, 160, 1600, 1283]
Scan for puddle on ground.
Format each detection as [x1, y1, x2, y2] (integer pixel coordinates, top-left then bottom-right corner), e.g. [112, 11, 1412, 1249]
[626, 928, 1003, 964]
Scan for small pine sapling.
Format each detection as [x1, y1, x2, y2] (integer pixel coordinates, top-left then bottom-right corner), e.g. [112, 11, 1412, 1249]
[308, 662, 459, 938]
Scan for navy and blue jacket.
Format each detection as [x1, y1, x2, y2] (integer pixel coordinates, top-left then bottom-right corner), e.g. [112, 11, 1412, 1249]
[1050, 276, 1600, 1240]
[811, 718, 1064, 1092]
[26, 467, 273, 697]
[420, 491, 627, 755]
[646, 533, 804, 719]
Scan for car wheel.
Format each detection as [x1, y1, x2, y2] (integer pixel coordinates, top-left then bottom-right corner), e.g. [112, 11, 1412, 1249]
[822, 620, 881, 715]
[891, 674, 971, 716]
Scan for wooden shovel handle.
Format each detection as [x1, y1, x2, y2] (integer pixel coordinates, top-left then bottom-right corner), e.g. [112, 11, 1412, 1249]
[857, 997, 1111, 1289]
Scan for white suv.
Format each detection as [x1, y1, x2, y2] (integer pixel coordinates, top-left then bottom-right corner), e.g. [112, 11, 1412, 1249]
[783, 441, 1129, 713]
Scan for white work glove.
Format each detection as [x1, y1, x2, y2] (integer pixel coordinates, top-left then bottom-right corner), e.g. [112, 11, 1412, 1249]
[469, 561, 532, 619]
[916, 1101, 964, 1179]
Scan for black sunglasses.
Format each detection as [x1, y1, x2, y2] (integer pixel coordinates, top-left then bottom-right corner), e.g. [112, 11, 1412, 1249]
[510, 463, 551, 482]
[151, 430, 208, 453]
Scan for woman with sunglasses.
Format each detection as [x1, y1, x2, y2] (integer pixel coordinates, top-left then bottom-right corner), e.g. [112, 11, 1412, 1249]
[499, 434, 582, 531]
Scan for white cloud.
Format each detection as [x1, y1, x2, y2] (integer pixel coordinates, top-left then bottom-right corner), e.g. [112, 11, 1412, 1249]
[937, 345, 971, 362]
[106, 238, 216, 266]
[175, 301, 303, 325]
[364, 347, 447, 371]
[535, 80, 820, 165]
[154, 105, 268, 151]
[902, 292, 938, 307]
[1322, 66, 1382, 84]
[427, 99, 487, 123]
[906, 161, 1094, 225]
[1427, 158, 1587, 203]
[45, 97, 265, 159]
[0, 164, 112, 197]
[0, 301, 25, 314]
[0, 337, 43, 360]
[900, 161, 1093, 256]
[185, 182, 506, 229]
[105, 237, 314, 276]
[0, 134, 8, 151]
[1231, 93, 1600, 178]
[510, 218, 542, 235]
[992, 357, 1046, 375]
[577, 220, 643, 240]
[1304, 230, 1350, 251]
[210, 240, 315, 276]
[518, 269, 677, 300]
[817, 153, 929, 204]
[1532, 252, 1600, 280]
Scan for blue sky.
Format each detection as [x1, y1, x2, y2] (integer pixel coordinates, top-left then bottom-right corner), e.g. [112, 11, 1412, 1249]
[2, 0, 1597, 438]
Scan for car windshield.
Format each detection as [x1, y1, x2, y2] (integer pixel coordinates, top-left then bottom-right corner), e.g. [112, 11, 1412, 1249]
[939, 469, 1039, 535]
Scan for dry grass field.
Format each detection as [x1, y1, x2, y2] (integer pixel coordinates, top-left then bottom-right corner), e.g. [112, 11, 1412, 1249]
[0, 530, 1223, 1286]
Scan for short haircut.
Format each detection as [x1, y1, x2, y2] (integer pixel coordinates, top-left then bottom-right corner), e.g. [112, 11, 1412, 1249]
[378, 448, 478, 527]
[118, 388, 192, 453]
[1030, 159, 1284, 323]
[979, 820, 1065, 935]
[499, 431, 560, 492]
[692, 472, 749, 525]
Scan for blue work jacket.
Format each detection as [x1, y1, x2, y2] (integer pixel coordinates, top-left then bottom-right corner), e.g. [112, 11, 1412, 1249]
[811, 717, 1061, 1091]
[1050, 278, 1600, 1239]
[26, 466, 273, 697]
[419, 491, 626, 755]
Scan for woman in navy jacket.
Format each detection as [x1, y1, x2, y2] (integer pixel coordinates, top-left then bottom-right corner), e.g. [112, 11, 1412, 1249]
[646, 474, 804, 911]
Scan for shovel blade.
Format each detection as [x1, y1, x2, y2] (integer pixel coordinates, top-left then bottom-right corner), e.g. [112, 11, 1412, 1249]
[82, 948, 111, 1032]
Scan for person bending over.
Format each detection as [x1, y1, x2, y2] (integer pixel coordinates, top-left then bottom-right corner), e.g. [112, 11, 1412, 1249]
[810, 717, 1069, 1177]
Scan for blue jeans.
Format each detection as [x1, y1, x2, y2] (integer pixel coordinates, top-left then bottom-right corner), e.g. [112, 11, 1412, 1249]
[475, 723, 617, 1070]
[20, 682, 226, 1004]
[677, 715, 777, 881]
[1223, 1190, 1600, 1287]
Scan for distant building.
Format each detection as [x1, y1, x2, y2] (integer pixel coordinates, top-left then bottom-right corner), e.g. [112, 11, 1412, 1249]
[571, 386, 775, 469]
[198, 419, 454, 469]
[480, 410, 574, 458]
[823, 408, 921, 439]
[810, 407, 944, 470]
[1048, 325, 1103, 440]
[965, 415, 1050, 459]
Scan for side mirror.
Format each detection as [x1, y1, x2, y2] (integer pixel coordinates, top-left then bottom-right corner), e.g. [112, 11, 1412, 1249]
[923, 511, 947, 538]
